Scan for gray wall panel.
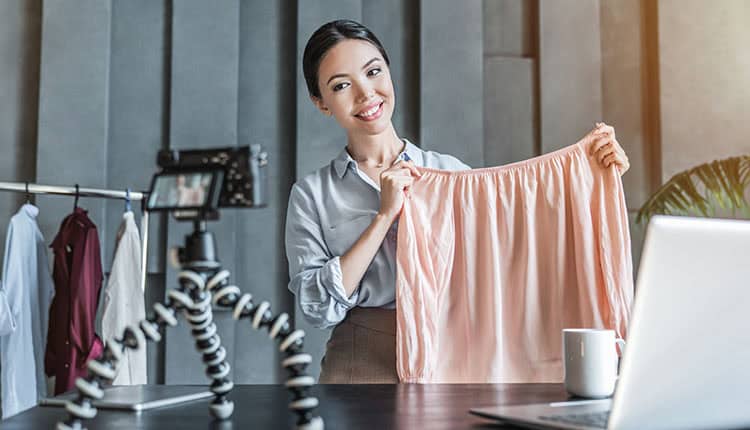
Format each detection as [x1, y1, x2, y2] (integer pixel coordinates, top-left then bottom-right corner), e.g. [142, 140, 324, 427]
[484, 57, 536, 166]
[295, 0, 363, 381]
[658, 0, 750, 181]
[600, 0, 649, 209]
[233, 0, 294, 384]
[362, 0, 420, 143]
[107, 0, 168, 273]
[0, 0, 40, 263]
[539, 0, 602, 153]
[169, 1, 240, 148]
[484, 0, 533, 57]
[164, 0, 240, 384]
[420, 0, 484, 167]
[106, 0, 169, 385]
[36, 0, 112, 255]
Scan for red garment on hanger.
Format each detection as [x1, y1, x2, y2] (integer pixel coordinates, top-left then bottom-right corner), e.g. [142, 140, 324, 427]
[45, 207, 104, 394]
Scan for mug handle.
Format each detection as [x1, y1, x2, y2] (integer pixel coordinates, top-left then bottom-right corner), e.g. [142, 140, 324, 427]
[615, 338, 627, 378]
[615, 338, 626, 357]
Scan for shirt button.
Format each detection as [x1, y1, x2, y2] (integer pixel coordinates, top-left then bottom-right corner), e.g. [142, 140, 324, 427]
[64, 363, 69, 368]
[65, 341, 69, 345]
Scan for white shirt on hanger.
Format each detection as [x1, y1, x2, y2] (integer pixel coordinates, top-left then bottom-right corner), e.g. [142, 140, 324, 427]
[0, 204, 55, 418]
[101, 210, 147, 385]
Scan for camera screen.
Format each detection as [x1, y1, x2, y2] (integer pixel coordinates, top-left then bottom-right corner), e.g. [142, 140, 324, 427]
[147, 171, 220, 210]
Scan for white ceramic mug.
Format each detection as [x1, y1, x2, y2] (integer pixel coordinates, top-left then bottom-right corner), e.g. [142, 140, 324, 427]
[562, 328, 626, 398]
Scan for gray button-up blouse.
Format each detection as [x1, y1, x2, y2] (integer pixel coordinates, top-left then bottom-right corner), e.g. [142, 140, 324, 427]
[285, 139, 470, 329]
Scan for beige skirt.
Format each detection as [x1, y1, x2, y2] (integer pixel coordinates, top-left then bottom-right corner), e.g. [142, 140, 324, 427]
[318, 307, 398, 383]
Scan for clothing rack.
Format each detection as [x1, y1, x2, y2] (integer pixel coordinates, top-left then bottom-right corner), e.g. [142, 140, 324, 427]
[0, 181, 150, 292]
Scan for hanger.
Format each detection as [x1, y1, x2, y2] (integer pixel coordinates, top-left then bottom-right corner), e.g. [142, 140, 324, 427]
[125, 188, 132, 212]
[25, 182, 31, 204]
[74, 184, 80, 209]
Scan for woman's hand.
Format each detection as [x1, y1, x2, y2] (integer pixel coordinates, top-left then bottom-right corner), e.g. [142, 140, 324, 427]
[378, 160, 421, 222]
[589, 122, 630, 176]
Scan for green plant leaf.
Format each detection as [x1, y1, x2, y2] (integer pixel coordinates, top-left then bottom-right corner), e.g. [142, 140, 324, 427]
[637, 155, 750, 224]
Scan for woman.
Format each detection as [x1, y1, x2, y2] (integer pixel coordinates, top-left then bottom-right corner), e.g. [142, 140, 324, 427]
[285, 19, 629, 383]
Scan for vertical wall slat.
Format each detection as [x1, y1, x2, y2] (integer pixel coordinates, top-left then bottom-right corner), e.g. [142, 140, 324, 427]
[233, 0, 294, 383]
[483, 0, 533, 57]
[657, 0, 750, 181]
[362, 0, 420, 143]
[107, 0, 168, 275]
[484, 57, 536, 165]
[36, 0, 112, 249]
[483, 0, 537, 165]
[538, 0, 602, 153]
[164, 0, 241, 384]
[420, 0, 484, 167]
[107, 0, 169, 384]
[0, 0, 41, 263]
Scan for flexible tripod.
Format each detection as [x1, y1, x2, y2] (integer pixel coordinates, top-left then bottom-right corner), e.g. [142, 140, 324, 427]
[56, 220, 324, 430]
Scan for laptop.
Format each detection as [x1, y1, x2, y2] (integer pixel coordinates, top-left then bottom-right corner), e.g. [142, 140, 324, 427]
[40, 385, 212, 411]
[470, 215, 750, 429]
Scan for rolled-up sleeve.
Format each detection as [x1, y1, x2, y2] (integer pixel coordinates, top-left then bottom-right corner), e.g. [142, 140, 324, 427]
[285, 184, 358, 329]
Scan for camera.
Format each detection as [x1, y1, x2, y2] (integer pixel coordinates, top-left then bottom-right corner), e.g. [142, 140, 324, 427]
[146, 145, 268, 221]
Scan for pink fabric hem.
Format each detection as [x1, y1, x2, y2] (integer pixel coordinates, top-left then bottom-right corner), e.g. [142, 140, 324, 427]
[416, 141, 585, 177]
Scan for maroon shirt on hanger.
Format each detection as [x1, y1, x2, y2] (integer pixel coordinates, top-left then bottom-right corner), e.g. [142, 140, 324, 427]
[45, 207, 104, 395]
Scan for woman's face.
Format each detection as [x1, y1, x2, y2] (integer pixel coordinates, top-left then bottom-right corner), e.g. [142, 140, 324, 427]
[313, 39, 395, 137]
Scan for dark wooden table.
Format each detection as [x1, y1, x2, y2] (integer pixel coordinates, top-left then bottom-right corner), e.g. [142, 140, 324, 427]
[2, 384, 572, 429]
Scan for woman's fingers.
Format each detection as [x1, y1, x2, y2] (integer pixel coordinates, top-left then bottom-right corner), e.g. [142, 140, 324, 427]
[589, 123, 616, 154]
[594, 123, 615, 138]
[592, 138, 613, 158]
[395, 176, 415, 188]
[597, 144, 616, 164]
[404, 162, 422, 178]
[602, 152, 617, 167]
[382, 169, 414, 182]
[385, 175, 415, 197]
[390, 160, 421, 178]
[615, 148, 630, 174]
[383, 172, 415, 187]
[599, 147, 629, 174]
[590, 135, 613, 156]
[590, 124, 628, 175]
[382, 164, 421, 181]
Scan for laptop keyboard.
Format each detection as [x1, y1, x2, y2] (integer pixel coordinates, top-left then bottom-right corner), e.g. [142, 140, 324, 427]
[539, 411, 609, 428]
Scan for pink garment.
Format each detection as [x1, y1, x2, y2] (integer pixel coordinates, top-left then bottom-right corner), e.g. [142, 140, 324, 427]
[395, 138, 633, 383]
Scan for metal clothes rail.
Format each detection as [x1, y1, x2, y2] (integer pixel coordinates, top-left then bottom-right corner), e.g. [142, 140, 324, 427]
[0, 181, 150, 292]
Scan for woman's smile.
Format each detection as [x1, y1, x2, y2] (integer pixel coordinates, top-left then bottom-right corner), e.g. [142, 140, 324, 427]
[355, 101, 384, 121]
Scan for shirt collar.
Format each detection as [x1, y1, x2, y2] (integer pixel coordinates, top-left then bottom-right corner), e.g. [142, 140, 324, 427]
[332, 138, 421, 179]
[21, 203, 39, 218]
[333, 147, 355, 178]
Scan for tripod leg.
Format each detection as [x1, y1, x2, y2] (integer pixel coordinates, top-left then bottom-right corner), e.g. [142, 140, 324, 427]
[168, 286, 234, 420]
[55, 299, 179, 430]
[207, 270, 324, 429]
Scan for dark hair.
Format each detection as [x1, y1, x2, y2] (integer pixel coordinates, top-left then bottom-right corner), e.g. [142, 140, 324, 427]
[302, 19, 390, 99]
